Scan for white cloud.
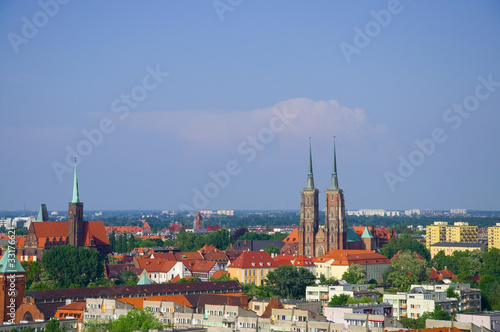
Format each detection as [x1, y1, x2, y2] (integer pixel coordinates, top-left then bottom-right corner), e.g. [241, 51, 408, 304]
[121, 97, 386, 149]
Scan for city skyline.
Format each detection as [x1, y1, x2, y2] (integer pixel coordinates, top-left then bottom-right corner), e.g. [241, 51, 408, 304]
[1, 1, 500, 211]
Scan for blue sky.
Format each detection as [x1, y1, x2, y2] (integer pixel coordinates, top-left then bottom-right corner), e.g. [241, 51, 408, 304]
[1, 1, 500, 212]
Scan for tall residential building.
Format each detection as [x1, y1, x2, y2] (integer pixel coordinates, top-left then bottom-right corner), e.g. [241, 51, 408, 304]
[426, 221, 448, 248]
[488, 223, 500, 250]
[426, 221, 478, 249]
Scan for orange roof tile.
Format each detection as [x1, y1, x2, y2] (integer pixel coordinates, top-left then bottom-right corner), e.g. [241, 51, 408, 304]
[210, 270, 229, 279]
[116, 294, 193, 309]
[283, 228, 299, 243]
[316, 250, 390, 266]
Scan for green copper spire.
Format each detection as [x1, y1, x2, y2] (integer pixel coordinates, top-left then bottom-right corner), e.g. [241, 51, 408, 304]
[330, 137, 339, 190]
[306, 138, 315, 189]
[72, 159, 80, 204]
[137, 273, 151, 285]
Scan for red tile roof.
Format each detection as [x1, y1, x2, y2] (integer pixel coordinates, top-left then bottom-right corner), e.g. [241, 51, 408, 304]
[210, 270, 229, 279]
[136, 258, 177, 273]
[283, 228, 299, 243]
[229, 251, 281, 269]
[190, 260, 216, 273]
[315, 250, 390, 266]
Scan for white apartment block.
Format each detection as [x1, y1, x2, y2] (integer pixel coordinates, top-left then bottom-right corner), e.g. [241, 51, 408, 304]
[383, 287, 458, 320]
[413, 282, 481, 312]
[306, 282, 371, 303]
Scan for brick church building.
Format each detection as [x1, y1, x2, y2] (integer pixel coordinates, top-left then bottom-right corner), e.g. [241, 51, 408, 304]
[17, 163, 110, 261]
[281, 139, 379, 257]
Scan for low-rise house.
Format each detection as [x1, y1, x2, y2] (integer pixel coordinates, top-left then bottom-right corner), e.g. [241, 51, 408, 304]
[190, 260, 219, 282]
[273, 254, 316, 275]
[314, 250, 390, 283]
[227, 251, 280, 285]
[135, 258, 189, 283]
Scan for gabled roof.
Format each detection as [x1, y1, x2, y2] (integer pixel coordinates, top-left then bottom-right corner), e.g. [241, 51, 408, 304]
[347, 228, 361, 242]
[138, 273, 151, 285]
[229, 251, 280, 269]
[136, 258, 178, 273]
[190, 260, 216, 273]
[361, 227, 374, 239]
[174, 252, 203, 261]
[210, 270, 229, 280]
[31, 220, 109, 247]
[315, 250, 389, 266]
[261, 297, 283, 318]
[202, 251, 229, 262]
[283, 228, 299, 243]
[198, 245, 219, 253]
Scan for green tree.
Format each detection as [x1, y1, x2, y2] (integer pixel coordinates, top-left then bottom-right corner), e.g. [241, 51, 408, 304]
[45, 318, 64, 332]
[318, 274, 336, 285]
[264, 244, 280, 256]
[265, 265, 316, 299]
[342, 264, 367, 284]
[21, 261, 42, 290]
[119, 234, 128, 253]
[431, 250, 456, 271]
[210, 273, 232, 281]
[206, 228, 231, 250]
[127, 234, 136, 252]
[84, 308, 165, 332]
[108, 231, 116, 252]
[346, 296, 376, 304]
[119, 270, 139, 285]
[446, 286, 460, 302]
[380, 233, 430, 261]
[328, 294, 351, 306]
[42, 245, 104, 288]
[385, 251, 428, 291]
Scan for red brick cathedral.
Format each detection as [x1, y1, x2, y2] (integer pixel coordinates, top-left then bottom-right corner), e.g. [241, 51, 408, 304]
[17, 162, 110, 261]
[282, 139, 378, 257]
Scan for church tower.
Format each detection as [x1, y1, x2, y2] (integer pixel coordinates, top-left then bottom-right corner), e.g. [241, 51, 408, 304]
[68, 160, 84, 247]
[325, 138, 347, 250]
[0, 250, 26, 323]
[298, 139, 319, 257]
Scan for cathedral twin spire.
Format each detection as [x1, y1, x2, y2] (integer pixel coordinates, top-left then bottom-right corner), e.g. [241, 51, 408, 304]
[306, 138, 339, 190]
[72, 159, 80, 204]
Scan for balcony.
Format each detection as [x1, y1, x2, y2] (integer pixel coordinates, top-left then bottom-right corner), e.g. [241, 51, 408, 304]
[400, 313, 407, 317]
[400, 304, 407, 308]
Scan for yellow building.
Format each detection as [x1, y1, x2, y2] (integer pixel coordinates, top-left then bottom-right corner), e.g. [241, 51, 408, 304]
[488, 223, 500, 250]
[227, 251, 280, 285]
[426, 221, 478, 249]
[430, 242, 485, 258]
[426, 221, 448, 248]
